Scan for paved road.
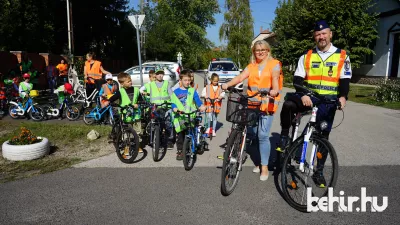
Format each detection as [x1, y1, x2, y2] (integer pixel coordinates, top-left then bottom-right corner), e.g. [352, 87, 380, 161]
[1, 73, 399, 224]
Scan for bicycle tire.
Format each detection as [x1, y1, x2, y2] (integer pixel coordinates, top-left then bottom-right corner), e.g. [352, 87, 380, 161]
[8, 105, 20, 119]
[152, 125, 161, 162]
[83, 107, 95, 125]
[182, 136, 195, 171]
[40, 104, 53, 120]
[65, 105, 81, 121]
[209, 118, 213, 141]
[280, 135, 338, 212]
[115, 126, 140, 163]
[29, 105, 44, 121]
[221, 129, 243, 196]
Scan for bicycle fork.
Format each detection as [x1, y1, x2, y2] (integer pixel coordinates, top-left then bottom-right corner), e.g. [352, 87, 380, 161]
[299, 107, 318, 174]
[234, 127, 247, 171]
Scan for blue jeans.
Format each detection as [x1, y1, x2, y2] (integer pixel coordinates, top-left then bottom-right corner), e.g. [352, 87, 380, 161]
[250, 114, 274, 166]
[207, 112, 218, 132]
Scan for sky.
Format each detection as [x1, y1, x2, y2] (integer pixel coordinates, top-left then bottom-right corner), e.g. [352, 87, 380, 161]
[129, 0, 279, 46]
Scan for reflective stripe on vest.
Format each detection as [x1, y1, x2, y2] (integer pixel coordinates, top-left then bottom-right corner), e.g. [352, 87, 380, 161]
[119, 88, 140, 121]
[247, 59, 282, 113]
[85, 60, 102, 80]
[171, 88, 196, 133]
[205, 84, 222, 113]
[304, 48, 346, 96]
[149, 81, 170, 104]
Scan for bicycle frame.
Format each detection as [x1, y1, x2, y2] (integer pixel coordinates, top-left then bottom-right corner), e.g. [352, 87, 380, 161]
[86, 104, 114, 121]
[71, 88, 98, 108]
[9, 97, 39, 115]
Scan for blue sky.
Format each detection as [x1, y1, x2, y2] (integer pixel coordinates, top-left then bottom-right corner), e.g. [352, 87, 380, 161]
[129, 0, 278, 46]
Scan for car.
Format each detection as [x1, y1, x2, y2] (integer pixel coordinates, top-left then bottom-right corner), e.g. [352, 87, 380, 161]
[204, 58, 243, 90]
[143, 61, 181, 77]
[112, 64, 178, 87]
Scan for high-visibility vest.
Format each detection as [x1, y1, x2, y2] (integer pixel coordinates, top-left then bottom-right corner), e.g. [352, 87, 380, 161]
[171, 88, 197, 133]
[85, 60, 102, 83]
[19, 82, 33, 98]
[57, 63, 68, 76]
[0, 83, 5, 100]
[119, 88, 141, 122]
[102, 83, 118, 96]
[149, 81, 170, 105]
[205, 84, 222, 113]
[304, 48, 346, 97]
[247, 59, 283, 113]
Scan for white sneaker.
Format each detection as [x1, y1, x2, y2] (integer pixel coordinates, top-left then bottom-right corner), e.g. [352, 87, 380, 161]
[252, 167, 260, 173]
[260, 174, 269, 181]
[212, 131, 216, 137]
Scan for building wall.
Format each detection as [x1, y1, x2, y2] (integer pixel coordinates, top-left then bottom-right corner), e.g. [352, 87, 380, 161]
[353, 0, 400, 78]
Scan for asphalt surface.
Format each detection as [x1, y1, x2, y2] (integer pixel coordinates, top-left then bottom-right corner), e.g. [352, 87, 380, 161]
[1, 73, 399, 224]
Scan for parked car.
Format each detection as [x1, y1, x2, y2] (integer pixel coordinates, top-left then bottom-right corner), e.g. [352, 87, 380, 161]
[143, 61, 181, 77]
[113, 64, 178, 87]
[204, 58, 243, 90]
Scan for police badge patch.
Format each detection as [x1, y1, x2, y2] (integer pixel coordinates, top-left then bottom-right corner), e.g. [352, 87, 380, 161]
[344, 60, 350, 71]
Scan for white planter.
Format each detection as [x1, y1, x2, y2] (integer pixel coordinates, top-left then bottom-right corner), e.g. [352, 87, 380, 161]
[2, 137, 50, 161]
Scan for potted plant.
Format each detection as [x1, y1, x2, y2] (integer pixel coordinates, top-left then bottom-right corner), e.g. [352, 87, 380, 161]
[2, 127, 50, 161]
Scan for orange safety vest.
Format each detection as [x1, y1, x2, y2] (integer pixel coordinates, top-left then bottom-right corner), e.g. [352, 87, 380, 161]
[100, 83, 117, 108]
[85, 60, 102, 84]
[0, 83, 5, 100]
[247, 59, 283, 113]
[205, 84, 222, 113]
[57, 63, 68, 76]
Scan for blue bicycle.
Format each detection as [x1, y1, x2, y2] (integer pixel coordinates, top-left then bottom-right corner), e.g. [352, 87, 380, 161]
[9, 96, 44, 121]
[179, 110, 207, 171]
[83, 98, 115, 125]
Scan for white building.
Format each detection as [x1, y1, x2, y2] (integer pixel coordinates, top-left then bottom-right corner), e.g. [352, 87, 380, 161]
[354, 0, 400, 79]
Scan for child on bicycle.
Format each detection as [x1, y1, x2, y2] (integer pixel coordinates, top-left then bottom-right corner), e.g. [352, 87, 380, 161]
[53, 83, 74, 120]
[171, 70, 206, 160]
[19, 73, 33, 99]
[139, 69, 156, 95]
[201, 73, 224, 137]
[107, 72, 143, 153]
[99, 74, 119, 108]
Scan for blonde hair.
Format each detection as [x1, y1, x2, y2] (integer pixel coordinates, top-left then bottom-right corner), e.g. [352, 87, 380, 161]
[251, 40, 272, 63]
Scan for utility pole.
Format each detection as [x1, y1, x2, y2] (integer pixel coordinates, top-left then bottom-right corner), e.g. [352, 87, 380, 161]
[140, 0, 146, 62]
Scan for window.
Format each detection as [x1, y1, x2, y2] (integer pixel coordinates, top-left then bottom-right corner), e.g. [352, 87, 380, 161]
[210, 62, 238, 71]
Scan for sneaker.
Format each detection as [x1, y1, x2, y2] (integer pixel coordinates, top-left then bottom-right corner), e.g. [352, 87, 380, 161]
[138, 148, 143, 153]
[252, 167, 260, 173]
[58, 117, 63, 120]
[276, 135, 288, 152]
[176, 151, 183, 160]
[312, 173, 327, 188]
[212, 131, 216, 137]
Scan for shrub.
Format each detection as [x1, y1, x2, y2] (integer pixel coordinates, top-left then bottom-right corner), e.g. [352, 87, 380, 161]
[374, 79, 400, 102]
[8, 127, 41, 145]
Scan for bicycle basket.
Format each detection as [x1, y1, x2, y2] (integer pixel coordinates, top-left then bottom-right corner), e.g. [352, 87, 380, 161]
[226, 93, 261, 126]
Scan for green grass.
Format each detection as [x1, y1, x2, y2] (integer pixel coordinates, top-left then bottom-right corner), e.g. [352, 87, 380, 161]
[0, 121, 112, 183]
[283, 83, 400, 110]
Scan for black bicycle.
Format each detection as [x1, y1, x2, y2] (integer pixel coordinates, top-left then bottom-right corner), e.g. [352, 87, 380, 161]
[219, 87, 269, 196]
[111, 105, 140, 164]
[279, 84, 340, 212]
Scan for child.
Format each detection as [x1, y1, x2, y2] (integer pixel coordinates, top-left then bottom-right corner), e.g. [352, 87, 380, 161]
[54, 83, 74, 120]
[171, 69, 198, 91]
[99, 74, 119, 108]
[19, 73, 33, 99]
[171, 69, 206, 160]
[201, 73, 224, 137]
[139, 69, 156, 94]
[142, 69, 173, 103]
[108, 72, 143, 153]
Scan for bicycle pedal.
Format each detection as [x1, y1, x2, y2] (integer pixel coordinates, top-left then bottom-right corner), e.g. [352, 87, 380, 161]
[217, 156, 224, 160]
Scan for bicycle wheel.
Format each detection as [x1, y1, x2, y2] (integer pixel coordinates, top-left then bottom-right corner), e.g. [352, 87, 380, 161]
[280, 135, 338, 212]
[221, 129, 243, 196]
[8, 105, 20, 119]
[29, 105, 44, 121]
[182, 136, 195, 171]
[152, 125, 161, 162]
[40, 104, 53, 120]
[65, 105, 81, 121]
[83, 107, 95, 125]
[115, 126, 140, 163]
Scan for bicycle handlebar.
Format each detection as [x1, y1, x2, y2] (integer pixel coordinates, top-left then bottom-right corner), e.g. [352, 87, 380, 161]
[226, 87, 271, 99]
[293, 84, 342, 109]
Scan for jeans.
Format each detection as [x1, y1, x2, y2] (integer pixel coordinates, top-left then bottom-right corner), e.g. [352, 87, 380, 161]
[48, 77, 57, 93]
[207, 112, 218, 132]
[251, 114, 274, 166]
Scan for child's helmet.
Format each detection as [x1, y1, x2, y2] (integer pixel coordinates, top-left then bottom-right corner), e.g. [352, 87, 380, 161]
[23, 73, 30, 79]
[64, 83, 74, 94]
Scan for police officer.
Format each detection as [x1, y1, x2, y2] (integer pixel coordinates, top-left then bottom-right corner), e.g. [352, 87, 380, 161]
[276, 20, 351, 186]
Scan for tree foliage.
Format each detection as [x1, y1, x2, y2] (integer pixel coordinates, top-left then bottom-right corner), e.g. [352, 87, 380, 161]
[144, 0, 220, 69]
[219, 0, 253, 68]
[272, 0, 379, 69]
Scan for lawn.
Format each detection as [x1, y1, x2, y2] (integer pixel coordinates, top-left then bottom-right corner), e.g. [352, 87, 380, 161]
[0, 121, 113, 183]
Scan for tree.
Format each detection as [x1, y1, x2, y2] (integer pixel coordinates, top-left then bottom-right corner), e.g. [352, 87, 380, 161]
[219, 0, 254, 69]
[144, 0, 220, 69]
[272, 0, 379, 71]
